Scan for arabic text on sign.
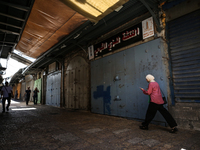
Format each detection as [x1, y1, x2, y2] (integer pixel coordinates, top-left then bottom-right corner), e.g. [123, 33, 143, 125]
[122, 27, 140, 41]
[94, 27, 140, 57]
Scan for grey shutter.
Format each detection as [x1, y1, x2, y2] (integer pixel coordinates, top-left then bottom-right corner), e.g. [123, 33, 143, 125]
[168, 9, 200, 102]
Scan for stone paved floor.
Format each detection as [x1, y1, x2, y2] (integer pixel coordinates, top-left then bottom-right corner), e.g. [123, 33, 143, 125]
[0, 99, 200, 150]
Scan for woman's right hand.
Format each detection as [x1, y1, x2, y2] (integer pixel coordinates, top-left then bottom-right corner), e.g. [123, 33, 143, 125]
[140, 87, 144, 91]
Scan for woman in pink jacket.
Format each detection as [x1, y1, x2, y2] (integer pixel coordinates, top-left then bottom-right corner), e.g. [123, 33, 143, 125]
[140, 74, 178, 133]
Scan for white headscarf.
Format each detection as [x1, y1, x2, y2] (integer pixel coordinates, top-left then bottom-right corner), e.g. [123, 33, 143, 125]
[146, 74, 155, 82]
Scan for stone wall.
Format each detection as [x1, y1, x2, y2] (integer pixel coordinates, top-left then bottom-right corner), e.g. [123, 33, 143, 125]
[170, 103, 200, 131]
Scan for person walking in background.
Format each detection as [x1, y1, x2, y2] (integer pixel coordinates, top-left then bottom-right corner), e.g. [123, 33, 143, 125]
[15, 90, 18, 100]
[24, 87, 31, 105]
[33, 87, 39, 105]
[139, 74, 178, 133]
[1, 81, 13, 113]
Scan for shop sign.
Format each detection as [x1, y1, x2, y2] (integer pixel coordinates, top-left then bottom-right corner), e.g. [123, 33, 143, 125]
[88, 45, 94, 60]
[142, 17, 154, 39]
[91, 23, 142, 58]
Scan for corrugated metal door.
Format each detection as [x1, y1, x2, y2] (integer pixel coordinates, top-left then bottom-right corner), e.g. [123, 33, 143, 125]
[42, 75, 47, 104]
[46, 71, 61, 107]
[65, 56, 89, 110]
[51, 75, 55, 106]
[54, 73, 61, 107]
[46, 75, 52, 105]
[168, 9, 200, 102]
[91, 38, 168, 125]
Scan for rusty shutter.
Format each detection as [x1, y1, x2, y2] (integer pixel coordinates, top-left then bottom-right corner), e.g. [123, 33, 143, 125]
[168, 9, 200, 102]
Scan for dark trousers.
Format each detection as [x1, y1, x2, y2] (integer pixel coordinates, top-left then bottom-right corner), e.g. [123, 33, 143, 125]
[142, 102, 177, 128]
[26, 96, 30, 105]
[2, 97, 11, 111]
[33, 96, 38, 104]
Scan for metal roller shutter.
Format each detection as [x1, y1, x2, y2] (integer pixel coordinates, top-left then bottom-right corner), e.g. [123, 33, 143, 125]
[168, 9, 200, 102]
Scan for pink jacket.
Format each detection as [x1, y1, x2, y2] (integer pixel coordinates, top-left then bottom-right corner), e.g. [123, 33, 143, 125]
[142, 82, 164, 104]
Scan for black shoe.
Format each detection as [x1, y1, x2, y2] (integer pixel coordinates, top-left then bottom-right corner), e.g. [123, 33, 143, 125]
[6, 107, 9, 111]
[169, 127, 178, 133]
[139, 125, 148, 130]
[2, 111, 5, 113]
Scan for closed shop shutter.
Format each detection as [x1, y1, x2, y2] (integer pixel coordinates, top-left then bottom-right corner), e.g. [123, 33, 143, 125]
[46, 71, 61, 107]
[65, 56, 89, 110]
[91, 38, 168, 126]
[168, 9, 200, 102]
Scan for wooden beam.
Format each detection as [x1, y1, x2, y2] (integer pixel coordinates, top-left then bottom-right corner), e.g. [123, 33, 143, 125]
[0, 44, 13, 47]
[0, 29, 20, 35]
[0, 12, 25, 22]
[0, 22, 22, 29]
[0, 1, 30, 12]
[0, 41, 17, 44]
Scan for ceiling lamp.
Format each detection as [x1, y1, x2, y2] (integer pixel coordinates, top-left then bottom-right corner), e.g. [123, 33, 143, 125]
[60, 0, 129, 22]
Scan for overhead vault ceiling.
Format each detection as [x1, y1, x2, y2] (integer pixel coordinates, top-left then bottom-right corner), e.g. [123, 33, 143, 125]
[15, 0, 88, 58]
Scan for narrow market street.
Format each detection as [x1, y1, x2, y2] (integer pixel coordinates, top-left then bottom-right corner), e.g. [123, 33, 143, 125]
[0, 99, 200, 150]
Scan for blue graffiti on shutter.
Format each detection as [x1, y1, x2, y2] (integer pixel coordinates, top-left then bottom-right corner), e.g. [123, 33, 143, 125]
[93, 85, 111, 114]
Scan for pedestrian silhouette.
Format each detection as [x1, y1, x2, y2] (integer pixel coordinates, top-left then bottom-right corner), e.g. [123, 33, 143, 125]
[1, 81, 13, 113]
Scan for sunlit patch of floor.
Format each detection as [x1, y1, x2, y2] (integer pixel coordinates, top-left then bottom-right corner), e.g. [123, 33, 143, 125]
[11, 108, 37, 111]
[4, 100, 20, 104]
[9, 106, 16, 108]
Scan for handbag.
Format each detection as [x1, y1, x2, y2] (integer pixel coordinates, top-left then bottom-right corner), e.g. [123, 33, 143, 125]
[162, 96, 167, 104]
[160, 88, 167, 104]
[9, 93, 14, 98]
